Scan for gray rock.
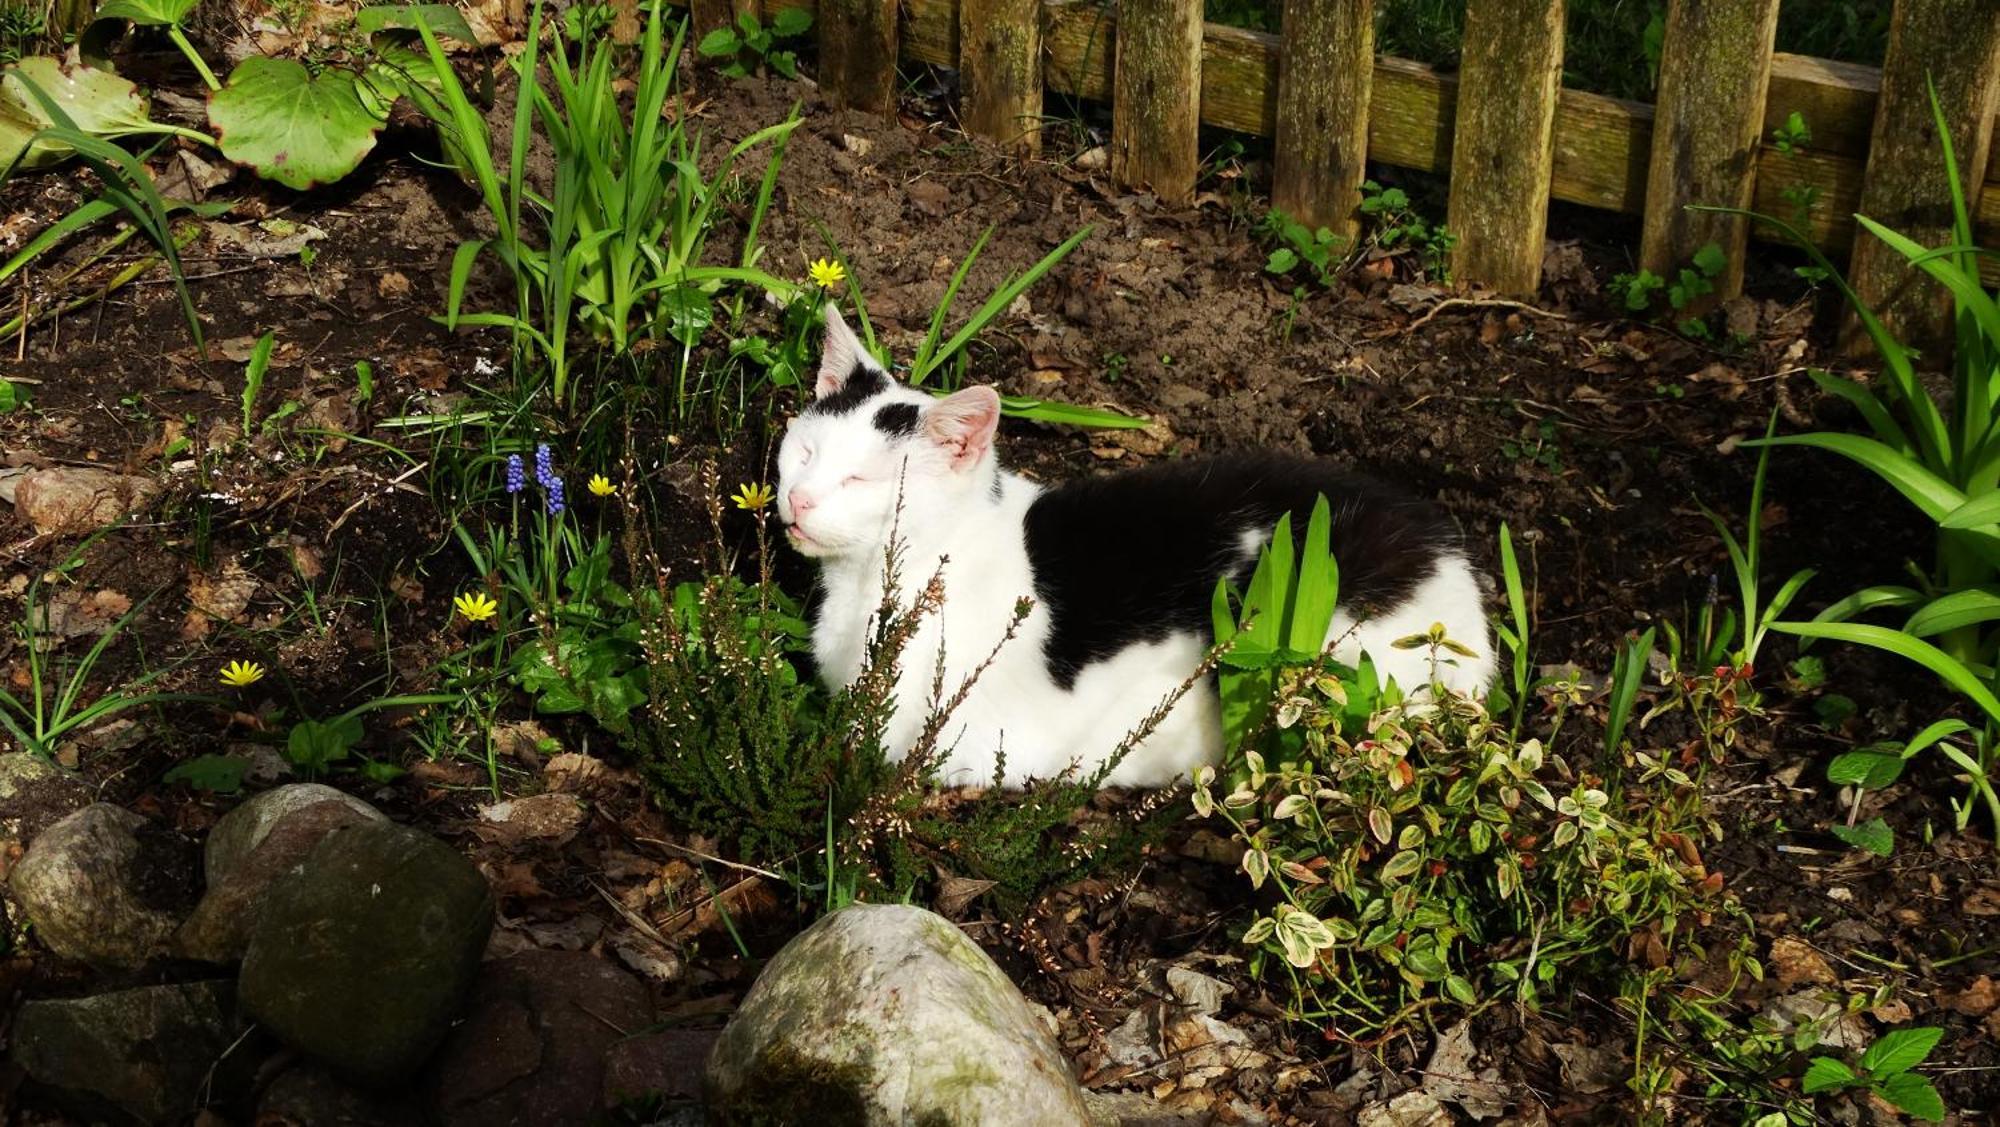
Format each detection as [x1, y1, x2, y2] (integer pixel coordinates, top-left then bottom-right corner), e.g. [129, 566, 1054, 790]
[240, 820, 495, 1087]
[177, 786, 385, 964]
[0, 751, 89, 880]
[706, 903, 1090, 1126]
[9, 980, 254, 1124]
[428, 950, 652, 1127]
[258, 1062, 424, 1127]
[9, 803, 194, 968]
[603, 1029, 719, 1110]
[203, 782, 383, 888]
[12, 466, 161, 536]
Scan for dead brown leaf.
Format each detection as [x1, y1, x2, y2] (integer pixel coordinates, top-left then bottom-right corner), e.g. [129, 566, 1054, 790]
[1943, 975, 2000, 1018]
[1769, 936, 1837, 988]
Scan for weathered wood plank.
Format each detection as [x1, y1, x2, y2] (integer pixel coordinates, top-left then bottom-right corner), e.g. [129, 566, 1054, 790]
[687, 0, 735, 42]
[817, 0, 900, 113]
[1641, 0, 1783, 302]
[1447, 0, 1566, 294]
[1846, 0, 2000, 353]
[960, 0, 1044, 153]
[1111, 0, 1204, 204]
[1272, 0, 1374, 239]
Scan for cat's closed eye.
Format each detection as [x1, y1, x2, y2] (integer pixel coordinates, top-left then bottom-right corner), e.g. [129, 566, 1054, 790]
[843, 474, 869, 485]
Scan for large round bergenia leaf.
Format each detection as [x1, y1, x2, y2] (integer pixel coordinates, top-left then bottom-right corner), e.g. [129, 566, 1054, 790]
[92, 0, 199, 27]
[208, 58, 387, 189]
[0, 56, 154, 170]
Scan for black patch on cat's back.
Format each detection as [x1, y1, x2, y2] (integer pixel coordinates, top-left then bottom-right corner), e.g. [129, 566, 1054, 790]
[808, 363, 889, 415]
[873, 401, 919, 437]
[1022, 455, 1461, 689]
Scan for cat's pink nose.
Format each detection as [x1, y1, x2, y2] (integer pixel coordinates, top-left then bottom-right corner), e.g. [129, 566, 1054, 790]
[787, 487, 816, 520]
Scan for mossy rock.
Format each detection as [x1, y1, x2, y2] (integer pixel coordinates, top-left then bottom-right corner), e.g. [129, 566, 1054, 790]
[239, 820, 494, 1087]
[10, 980, 255, 1123]
[706, 903, 1089, 1126]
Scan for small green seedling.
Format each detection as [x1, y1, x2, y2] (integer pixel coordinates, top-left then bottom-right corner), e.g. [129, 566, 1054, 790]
[1612, 242, 1727, 334]
[1358, 180, 1454, 281]
[696, 8, 813, 78]
[1261, 209, 1344, 289]
[239, 330, 274, 435]
[1803, 1026, 1945, 1123]
[1825, 718, 1969, 857]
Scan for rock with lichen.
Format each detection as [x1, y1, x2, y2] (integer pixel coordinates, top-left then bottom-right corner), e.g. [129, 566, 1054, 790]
[705, 903, 1089, 1126]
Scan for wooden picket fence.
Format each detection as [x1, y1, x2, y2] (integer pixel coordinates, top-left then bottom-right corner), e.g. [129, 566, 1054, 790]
[683, 0, 2000, 336]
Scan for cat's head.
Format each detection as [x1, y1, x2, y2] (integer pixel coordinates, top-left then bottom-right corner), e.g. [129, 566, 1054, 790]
[775, 306, 1002, 560]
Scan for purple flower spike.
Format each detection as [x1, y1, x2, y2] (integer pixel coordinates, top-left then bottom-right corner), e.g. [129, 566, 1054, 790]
[505, 454, 525, 494]
[546, 477, 566, 516]
[534, 443, 556, 490]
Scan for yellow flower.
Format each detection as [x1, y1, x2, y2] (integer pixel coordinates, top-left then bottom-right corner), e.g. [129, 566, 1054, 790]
[807, 258, 846, 289]
[587, 474, 616, 497]
[732, 482, 776, 511]
[454, 591, 499, 623]
[219, 660, 265, 688]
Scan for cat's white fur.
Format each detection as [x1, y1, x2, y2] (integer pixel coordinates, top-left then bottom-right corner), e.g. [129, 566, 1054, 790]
[778, 308, 1494, 788]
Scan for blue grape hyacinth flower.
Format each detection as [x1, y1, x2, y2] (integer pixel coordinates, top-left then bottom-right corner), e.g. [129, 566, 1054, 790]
[505, 453, 525, 494]
[535, 443, 556, 491]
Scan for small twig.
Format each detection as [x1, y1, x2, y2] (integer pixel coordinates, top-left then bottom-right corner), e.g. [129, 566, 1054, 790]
[1384, 296, 1571, 338]
[325, 460, 430, 540]
[590, 879, 673, 948]
[633, 835, 786, 882]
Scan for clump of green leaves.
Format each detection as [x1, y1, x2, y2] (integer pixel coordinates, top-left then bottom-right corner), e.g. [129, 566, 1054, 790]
[1611, 241, 1727, 337]
[1803, 1026, 1945, 1122]
[1359, 180, 1454, 282]
[697, 8, 813, 78]
[1260, 209, 1344, 289]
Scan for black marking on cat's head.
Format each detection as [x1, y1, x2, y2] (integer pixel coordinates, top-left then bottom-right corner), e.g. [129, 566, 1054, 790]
[808, 363, 889, 416]
[872, 401, 920, 437]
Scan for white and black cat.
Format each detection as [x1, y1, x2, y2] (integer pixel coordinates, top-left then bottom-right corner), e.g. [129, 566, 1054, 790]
[776, 307, 1494, 788]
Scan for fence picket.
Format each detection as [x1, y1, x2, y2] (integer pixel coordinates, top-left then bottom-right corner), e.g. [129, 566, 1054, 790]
[1446, 0, 1566, 295]
[1272, 0, 1375, 241]
[1111, 0, 1203, 205]
[818, 0, 900, 112]
[1641, 0, 1783, 306]
[961, 0, 1046, 154]
[1846, 0, 2000, 353]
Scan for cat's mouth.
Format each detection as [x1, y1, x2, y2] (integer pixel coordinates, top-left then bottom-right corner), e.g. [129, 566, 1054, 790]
[783, 523, 822, 551]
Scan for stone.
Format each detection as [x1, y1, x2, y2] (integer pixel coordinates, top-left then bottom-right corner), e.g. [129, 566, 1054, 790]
[705, 903, 1090, 1126]
[9, 981, 253, 1124]
[12, 466, 161, 536]
[176, 790, 385, 964]
[0, 752, 90, 880]
[8, 803, 194, 968]
[428, 950, 652, 1127]
[240, 820, 495, 1087]
[258, 1063, 424, 1127]
[603, 1029, 719, 1109]
[201, 781, 383, 888]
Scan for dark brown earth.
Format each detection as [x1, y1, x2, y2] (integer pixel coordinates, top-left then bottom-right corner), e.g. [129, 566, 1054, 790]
[0, 45, 1995, 1125]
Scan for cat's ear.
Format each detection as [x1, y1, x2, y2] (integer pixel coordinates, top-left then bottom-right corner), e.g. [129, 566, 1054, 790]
[923, 386, 1001, 472]
[815, 304, 875, 399]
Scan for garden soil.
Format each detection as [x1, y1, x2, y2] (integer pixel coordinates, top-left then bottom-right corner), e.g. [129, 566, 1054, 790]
[0, 57, 1995, 1124]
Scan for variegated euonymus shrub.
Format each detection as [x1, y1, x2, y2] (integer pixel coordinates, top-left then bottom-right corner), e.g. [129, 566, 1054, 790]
[1196, 674, 1721, 1036]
